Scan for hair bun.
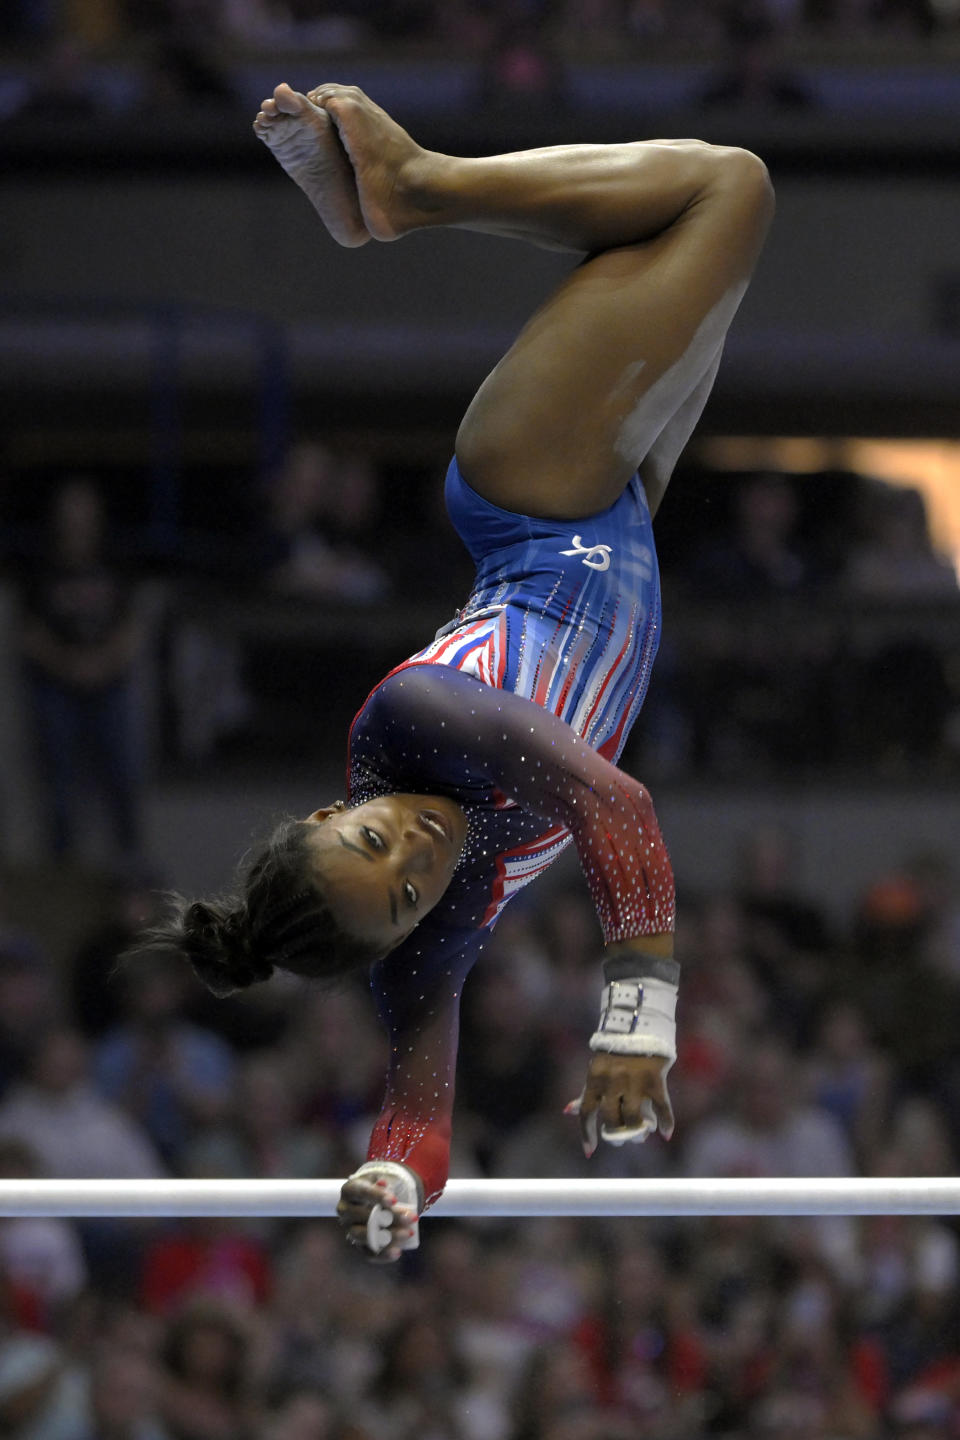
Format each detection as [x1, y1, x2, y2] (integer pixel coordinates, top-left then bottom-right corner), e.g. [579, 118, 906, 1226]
[182, 901, 274, 997]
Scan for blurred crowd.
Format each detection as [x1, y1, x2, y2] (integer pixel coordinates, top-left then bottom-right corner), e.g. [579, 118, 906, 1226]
[0, 818, 959, 1437]
[1, 0, 958, 124]
[3, 0, 955, 57]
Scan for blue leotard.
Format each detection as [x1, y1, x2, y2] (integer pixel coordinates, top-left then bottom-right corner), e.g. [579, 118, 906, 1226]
[408, 457, 662, 760]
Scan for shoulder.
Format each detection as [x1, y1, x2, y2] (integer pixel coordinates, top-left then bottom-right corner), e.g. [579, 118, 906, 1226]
[354, 665, 470, 739]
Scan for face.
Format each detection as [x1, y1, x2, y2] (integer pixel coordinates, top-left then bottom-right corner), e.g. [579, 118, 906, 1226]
[303, 793, 468, 952]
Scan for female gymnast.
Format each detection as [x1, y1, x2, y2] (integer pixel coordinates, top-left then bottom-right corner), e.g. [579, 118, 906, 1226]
[142, 83, 773, 1260]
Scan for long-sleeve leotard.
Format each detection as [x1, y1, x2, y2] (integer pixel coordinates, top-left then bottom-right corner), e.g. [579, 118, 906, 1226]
[347, 458, 672, 1205]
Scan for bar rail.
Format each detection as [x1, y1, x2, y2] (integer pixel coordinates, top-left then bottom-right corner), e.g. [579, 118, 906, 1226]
[0, 1178, 957, 1219]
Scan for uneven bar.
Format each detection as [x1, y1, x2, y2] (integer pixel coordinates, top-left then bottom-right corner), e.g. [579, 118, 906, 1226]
[0, 1178, 957, 1219]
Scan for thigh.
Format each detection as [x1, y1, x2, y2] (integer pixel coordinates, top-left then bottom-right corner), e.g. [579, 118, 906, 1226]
[456, 161, 770, 520]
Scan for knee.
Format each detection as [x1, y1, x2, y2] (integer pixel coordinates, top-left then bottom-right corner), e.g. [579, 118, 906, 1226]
[455, 393, 525, 493]
[711, 145, 775, 211]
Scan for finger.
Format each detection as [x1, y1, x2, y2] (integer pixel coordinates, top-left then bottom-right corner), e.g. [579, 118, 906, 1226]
[564, 1093, 599, 1158]
[340, 1178, 393, 1206]
[344, 1224, 400, 1263]
[577, 1088, 601, 1158]
[337, 1179, 396, 1226]
[652, 1074, 675, 1140]
[598, 1092, 626, 1134]
[618, 1095, 657, 1134]
[601, 1099, 657, 1145]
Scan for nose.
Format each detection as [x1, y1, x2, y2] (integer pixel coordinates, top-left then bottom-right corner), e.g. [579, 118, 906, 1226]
[399, 823, 435, 870]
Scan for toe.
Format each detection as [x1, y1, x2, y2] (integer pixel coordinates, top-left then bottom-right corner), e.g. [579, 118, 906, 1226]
[273, 82, 307, 115]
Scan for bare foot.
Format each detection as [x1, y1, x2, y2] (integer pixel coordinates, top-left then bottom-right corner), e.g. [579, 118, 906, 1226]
[304, 83, 442, 242]
[253, 83, 370, 248]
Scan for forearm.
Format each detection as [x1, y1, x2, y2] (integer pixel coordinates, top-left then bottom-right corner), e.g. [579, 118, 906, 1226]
[366, 1107, 448, 1211]
[606, 931, 674, 960]
[566, 770, 675, 944]
[411, 139, 750, 254]
[367, 937, 475, 1210]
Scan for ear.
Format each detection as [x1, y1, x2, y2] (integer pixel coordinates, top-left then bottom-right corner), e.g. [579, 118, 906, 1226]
[304, 803, 346, 825]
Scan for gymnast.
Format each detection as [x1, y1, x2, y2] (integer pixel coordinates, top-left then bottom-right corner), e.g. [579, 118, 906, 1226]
[140, 83, 773, 1260]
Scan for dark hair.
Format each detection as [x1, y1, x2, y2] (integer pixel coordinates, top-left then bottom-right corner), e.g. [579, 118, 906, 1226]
[161, 1299, 248, 1398]
[129, 818, 386, 998]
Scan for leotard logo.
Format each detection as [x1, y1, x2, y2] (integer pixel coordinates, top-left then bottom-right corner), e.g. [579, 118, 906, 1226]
[560, 535, 613, 571]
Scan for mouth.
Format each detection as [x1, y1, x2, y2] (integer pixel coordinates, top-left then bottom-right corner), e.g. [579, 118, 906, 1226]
[418, 809, 451, 845]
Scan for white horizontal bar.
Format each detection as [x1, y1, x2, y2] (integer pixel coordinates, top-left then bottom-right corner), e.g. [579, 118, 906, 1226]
[0, 1178, 957, 1219]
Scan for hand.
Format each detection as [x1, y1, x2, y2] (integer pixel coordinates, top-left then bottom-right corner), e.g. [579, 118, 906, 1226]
[566, 1051, 675, 1156]
[336, 1175, 419, 1263]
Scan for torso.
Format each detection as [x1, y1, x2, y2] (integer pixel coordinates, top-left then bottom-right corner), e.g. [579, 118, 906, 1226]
[347, 457, 662, 935]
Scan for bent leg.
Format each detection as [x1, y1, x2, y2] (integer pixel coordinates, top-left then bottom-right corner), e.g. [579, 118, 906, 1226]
[302, 94, 772, 517]
[451, 149, 773, 518]
[255, 84, 773, 518]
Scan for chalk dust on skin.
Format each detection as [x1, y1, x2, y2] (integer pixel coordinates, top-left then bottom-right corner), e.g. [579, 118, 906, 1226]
[612, 281, 749, 472]
[637, 347, 724, 517]
[253, 83, 370, 249]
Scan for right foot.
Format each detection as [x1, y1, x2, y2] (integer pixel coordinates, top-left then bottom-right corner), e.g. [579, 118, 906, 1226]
[261, 83, 445, 243]
[253, 83, 371, 248]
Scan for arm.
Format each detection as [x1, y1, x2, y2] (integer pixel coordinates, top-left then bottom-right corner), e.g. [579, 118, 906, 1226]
[337, 923, 482, 1259]
[377, 666, 679, 1149]
[381, 664, 675, 945]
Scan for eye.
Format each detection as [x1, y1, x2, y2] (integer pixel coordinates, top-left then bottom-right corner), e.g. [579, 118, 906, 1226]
[361, 826, 385, 851]
[403, 881, 419, 908]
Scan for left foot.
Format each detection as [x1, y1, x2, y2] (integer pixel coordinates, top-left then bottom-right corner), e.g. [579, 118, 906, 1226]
[302, 83, 448, 242]
[253, 83, 370, 248]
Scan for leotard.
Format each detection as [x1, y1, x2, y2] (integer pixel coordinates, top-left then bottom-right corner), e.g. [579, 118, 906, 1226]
[347, 458, 675, 1204]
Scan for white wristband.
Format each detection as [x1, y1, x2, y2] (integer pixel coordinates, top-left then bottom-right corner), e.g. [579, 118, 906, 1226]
[589, 973, 678, 1061]
[351, 1161, 421, 1253]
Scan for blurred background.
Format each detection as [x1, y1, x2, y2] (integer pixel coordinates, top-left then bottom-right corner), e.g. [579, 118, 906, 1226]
[1, 3, 960, 1438]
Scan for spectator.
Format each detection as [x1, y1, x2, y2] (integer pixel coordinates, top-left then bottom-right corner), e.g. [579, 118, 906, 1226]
[572, 1238, 707, 1421]
[478, 12, 566, 113]
[0, 1329, 88, 1440]
[0, 1140, 87, 1324]
[79, 1343, 168, 1440]
[158, 1299, 257, 1440]
[457, 953, 556, 1172]
[93, 955, 236, 1168]
[70, 877, 165, 1040]
[735, 823, 834, 1035]
[256, 1385, 337, 1440]
[0, 1027, 163, 1179]
[843, 484, 957, 602]
[261, 443, 390, 605]
[805, 1000, 890, 1165]
[17, 477, 146, 868]
[182, 1051, 333, 1182]
[684, 1036, 854, 1179]
[699, 1, 816, 108]
[8, 37, 103, 121]
[510, 1338, 603, 1440]
[683, 474, 828, 771]
[849, 870, 958, 1076]
[140, 1219, 270, 1316]
[355, 1313, 470, 1439]
[0, 918, 60, 1100]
